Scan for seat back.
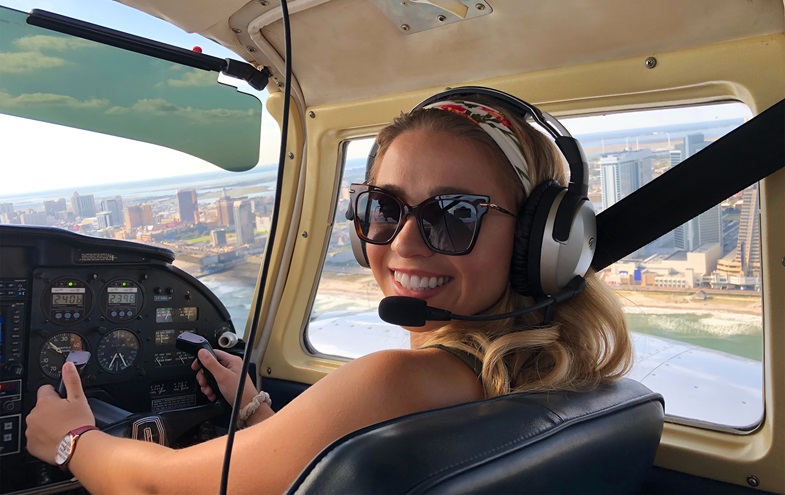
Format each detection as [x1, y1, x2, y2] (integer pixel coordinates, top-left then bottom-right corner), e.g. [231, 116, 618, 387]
[287, 378, 664, 494]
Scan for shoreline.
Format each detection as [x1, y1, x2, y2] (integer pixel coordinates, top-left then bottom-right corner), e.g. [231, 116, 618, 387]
[196, 265, 763, 318]
[615, 290, 762, 316]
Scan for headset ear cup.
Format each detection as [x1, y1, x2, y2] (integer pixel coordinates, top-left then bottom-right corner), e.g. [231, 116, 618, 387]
[510, 180, 560, 297]
[348, 217, 370, 268]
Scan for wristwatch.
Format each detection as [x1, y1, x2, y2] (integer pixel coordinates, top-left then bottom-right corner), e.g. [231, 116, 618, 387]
[55, 425, 99, 471]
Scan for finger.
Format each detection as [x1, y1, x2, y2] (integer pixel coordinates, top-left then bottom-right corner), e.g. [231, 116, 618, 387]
[191, 358, 201, 371]
[37, 384, 58, 401]
[214, 349, 241, 370]
[197, 348, 223, 373]
[62, 362, 85, 401]
[195, 368, 206, 387]
[200, 385, 216, 402]
[214, 349, 233, 364]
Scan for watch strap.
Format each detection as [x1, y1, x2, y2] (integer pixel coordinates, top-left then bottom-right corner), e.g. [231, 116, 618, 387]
[57, 425, 99, 471]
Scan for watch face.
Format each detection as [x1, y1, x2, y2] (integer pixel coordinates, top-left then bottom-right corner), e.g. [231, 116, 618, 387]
[55, 434, 74, 466]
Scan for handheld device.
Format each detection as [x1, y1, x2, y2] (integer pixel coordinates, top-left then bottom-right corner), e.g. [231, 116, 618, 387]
[57, 350, 91, 398]
[176, 332, 224, 402]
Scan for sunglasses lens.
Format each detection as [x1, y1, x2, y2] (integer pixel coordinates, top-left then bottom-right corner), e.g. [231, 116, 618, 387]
[356, 190, 401, 243]
[421, 199, 479, 253]
[352, 187, 484, 254]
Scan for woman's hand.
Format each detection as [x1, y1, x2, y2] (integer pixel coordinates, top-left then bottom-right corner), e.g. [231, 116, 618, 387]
[191, 349, 258, 408]
[25, 362, 95, 464]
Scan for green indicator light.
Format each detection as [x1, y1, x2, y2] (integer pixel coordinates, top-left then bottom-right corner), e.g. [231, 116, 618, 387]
[122, 282, 127, 287]
[68, 282, 73, 287]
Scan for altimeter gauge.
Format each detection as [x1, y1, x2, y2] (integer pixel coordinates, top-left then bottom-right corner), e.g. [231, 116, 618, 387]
[96, 329, 141, 374]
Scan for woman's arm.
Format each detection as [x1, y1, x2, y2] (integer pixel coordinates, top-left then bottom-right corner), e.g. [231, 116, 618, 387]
[27, 348, 482, 494]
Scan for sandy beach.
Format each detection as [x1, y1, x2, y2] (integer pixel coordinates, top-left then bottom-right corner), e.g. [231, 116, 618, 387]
[316, 272, 763, 317]
[614, 289, 762, 316]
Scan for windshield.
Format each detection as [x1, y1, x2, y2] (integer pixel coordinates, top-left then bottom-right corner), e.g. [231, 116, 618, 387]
[0, 5, 278, 333]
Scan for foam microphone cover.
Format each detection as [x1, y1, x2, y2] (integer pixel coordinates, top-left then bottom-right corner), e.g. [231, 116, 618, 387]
[378, 296, 428, 326]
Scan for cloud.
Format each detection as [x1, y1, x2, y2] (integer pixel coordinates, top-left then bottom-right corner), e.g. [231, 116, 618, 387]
[0, 90, 109, 109]
[107, 98, 257, 123]
[0, 51, 69, 73]
[14, 35, 93, 52]
[164, 70, 217, 88]
[0, 35, 94, 74]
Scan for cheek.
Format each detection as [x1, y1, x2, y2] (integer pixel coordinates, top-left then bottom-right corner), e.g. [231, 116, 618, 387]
[462, 226, 515, 301]
[366, 244, 391, 292]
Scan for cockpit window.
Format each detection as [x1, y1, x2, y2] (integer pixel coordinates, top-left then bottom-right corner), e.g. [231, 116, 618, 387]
[0, 5, 279, 334]
[308, 102, 762, 432]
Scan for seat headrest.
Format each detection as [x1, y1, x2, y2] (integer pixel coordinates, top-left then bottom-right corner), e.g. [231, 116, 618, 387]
[287, 378, 664, 494]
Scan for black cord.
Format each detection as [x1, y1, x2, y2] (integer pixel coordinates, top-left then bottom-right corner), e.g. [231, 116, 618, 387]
[219, 1, 292, 493]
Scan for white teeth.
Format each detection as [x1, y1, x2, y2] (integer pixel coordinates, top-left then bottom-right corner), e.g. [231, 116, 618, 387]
[394, 271, 450, 291]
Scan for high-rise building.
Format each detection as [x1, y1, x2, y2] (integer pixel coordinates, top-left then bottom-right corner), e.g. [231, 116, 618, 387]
[719, 184, 761, 277]
[177, 189, 199, 225]
[124, 206, 145, 229]
[20, 210, 49, 226]
[0, 203, 15, 224]
[599, 149, 653, 211]
[673, 134, 722, 252]
[678, 132, 710, 158]
[712, 184, 761, 288]
[71, 192, 97, 218]
[669, 150, 682, 168]
[234, 199, 255, 246]
[217, 193, 235, 227]
[673, 205, 722, 251]
[141, 205, 154, 226]
[101, 196, 124, 226]
[737, 184, 761, 276]
[44, 199, 67, 217]
[97, 211, 112, 230]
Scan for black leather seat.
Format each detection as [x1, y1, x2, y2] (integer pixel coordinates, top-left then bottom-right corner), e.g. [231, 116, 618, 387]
[287, 378, 664, 494]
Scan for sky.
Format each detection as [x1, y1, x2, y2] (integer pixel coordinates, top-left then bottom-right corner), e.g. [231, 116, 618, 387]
[0, 1, 751, 197]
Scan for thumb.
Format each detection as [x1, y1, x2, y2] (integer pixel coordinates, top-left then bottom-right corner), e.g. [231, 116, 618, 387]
[62, 362, 85, 401]
[198, 349, 225, 375]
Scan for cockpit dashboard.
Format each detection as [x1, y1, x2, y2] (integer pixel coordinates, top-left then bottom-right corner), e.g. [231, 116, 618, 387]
[0, 225, 238, 493]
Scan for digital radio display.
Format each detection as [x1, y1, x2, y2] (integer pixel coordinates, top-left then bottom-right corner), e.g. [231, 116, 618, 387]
[51, 292, 84, 307]
[107, 292, 136, 305]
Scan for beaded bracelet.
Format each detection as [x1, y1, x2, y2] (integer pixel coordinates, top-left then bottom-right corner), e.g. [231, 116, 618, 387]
[237, 391, 272, 429]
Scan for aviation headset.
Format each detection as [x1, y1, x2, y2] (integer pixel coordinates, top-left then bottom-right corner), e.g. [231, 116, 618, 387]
[347, 86, 596, 299]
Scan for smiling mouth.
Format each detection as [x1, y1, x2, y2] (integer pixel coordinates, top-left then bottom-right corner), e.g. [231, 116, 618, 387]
[394, 271, 451, 291]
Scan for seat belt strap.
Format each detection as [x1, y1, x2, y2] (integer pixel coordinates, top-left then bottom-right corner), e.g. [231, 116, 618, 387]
[592, 98, 785, 271]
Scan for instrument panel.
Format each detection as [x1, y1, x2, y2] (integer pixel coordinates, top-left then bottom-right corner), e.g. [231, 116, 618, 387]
[0, 225, 239, 493]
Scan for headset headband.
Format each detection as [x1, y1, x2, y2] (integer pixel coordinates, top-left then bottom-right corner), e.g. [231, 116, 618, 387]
[412, 87, 590, 242]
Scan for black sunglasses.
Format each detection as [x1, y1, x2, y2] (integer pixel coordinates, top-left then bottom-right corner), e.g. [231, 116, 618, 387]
[349, 184, 516, 255]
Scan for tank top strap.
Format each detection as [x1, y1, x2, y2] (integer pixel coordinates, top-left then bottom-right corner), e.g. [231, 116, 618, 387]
[421, 344, 483, 379]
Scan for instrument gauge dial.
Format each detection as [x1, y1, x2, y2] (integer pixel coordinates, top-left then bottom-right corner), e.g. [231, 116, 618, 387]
[96, 329, 141, 374]
[39, 332, 88, 379]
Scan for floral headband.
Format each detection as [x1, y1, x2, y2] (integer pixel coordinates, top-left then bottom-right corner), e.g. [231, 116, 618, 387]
[422, 100, 531, 195]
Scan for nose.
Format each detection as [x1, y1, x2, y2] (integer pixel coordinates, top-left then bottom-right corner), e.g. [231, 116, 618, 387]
[390, 215, 432, 258]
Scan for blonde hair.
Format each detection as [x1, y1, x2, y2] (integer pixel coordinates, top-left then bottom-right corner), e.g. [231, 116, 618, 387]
[370, 97, 633, 398]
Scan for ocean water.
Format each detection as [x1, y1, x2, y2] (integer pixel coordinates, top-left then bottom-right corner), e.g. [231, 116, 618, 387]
[198, 273, 255, 334]
[626, 312, 762, 361]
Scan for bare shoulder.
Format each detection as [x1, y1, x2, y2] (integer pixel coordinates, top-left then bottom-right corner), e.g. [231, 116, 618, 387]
[322, 348, 484, 412]
[221, 348, 484, 494]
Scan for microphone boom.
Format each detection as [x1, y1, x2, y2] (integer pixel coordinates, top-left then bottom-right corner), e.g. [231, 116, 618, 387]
[378, 276, 586, 327]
